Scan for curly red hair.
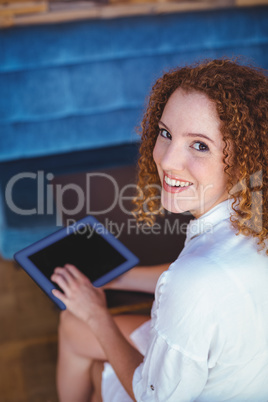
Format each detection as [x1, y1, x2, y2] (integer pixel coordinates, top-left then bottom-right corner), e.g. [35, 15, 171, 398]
[134, 58, 268, 254]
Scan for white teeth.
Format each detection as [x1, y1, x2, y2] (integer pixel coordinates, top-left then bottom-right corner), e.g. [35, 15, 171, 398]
[164, 176, 192, 188]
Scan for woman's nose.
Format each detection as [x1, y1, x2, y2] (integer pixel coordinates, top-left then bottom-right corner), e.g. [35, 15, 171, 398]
[161, 143, 186, 172]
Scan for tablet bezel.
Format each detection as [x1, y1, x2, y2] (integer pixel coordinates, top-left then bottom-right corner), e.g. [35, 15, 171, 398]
[14, 216, 139, 310]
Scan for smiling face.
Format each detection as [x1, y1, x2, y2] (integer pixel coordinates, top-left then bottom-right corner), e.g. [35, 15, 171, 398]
[153, 88, 229, 218]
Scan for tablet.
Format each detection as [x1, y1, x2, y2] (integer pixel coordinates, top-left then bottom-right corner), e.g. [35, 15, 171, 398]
[14, 216, 139, 310]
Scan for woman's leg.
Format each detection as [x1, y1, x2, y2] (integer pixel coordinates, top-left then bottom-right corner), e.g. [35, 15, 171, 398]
[90, 360, 105, 402]
[57, 310, 149, 402]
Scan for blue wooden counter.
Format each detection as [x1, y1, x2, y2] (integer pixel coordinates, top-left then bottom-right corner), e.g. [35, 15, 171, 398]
[0, 5, 268, 258]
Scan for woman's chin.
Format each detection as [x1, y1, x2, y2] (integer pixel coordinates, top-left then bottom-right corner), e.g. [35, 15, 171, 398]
[161, 196, 192, 215]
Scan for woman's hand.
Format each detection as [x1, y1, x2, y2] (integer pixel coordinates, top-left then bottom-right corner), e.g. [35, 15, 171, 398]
[51, 264, 107, 326]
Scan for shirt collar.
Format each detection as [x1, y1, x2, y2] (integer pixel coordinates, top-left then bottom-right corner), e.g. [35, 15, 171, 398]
[185, 200, 232, 243]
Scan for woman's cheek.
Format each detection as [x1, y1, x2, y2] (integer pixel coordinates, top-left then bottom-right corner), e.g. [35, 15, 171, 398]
[152, 142, 159, 164]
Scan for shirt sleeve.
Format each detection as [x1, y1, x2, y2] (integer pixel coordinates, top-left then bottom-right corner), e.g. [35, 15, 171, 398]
[132, 255, 220, 401]
[133, 329, 208, 401]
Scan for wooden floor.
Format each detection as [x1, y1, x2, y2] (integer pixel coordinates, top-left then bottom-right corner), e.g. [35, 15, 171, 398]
[0, 256, 59, 402]
[0, 255, 153, 402]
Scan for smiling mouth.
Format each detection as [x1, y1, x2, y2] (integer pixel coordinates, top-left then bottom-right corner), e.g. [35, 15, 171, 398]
[164, 175, 193, 188]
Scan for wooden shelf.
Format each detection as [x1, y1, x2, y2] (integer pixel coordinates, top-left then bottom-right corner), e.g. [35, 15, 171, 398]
[0, 1, 47, 17]
[0, 0, 267, 28]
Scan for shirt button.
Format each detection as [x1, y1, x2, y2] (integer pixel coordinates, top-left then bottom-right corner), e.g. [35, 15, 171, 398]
[150, 384, 155, 391]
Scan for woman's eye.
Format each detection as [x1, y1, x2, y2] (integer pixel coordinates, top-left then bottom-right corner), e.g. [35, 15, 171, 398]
[159, 128, 172, 140]
[192, 141, 209, 152]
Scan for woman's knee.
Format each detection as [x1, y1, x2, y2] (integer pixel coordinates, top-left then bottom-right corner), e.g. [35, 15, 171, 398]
[58, 310, 149, 359]
[58, 310, 107, 360]
[58, 310, 77, 339]
[58, 310, 89, 354]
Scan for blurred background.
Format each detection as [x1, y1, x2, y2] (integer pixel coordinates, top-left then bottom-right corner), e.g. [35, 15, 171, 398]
[0, 0, 268, 400]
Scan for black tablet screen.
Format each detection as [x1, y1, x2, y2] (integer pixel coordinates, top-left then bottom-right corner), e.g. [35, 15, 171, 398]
[28, 226, 127, 283]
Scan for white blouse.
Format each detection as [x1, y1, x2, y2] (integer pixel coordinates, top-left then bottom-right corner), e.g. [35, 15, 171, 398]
[133, 200, 268, 401]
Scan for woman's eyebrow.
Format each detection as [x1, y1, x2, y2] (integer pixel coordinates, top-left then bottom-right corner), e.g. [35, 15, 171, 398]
[159, 121, 215, 144]
[158, 121, 170, 131]
[185, 133, 215, 144]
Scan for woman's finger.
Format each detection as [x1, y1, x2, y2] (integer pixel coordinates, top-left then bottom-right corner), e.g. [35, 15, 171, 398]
[64, 264, 87, 281]
[54, 266, 75, 280]
[53, 266, 76, 283]
[51, 269, 74, 297]
[51, 288, 68, 305]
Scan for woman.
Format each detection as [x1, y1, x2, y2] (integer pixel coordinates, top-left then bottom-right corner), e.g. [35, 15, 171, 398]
[51, 59, 268, 401]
